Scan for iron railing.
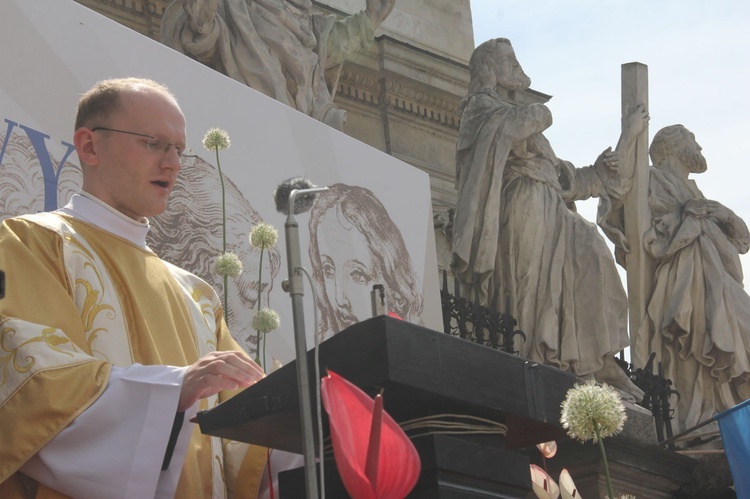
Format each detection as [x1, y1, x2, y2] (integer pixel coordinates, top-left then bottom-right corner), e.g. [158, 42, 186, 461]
[439, 270, 678, 443]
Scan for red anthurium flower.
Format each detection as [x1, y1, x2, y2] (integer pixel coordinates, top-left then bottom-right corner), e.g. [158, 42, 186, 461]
[321, 370, 421, 499]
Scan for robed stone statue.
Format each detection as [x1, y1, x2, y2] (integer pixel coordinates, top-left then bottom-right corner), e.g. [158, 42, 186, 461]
[451, 38, 648, 400]
[612, 124, 750, 433]
[161, 0, 395, 130]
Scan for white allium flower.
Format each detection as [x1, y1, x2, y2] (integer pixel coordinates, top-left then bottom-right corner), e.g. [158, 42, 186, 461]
[202, 128, 230, 151]
[213, 252, 243, 278]
[560, 380, 626, 443]
[249, 223, 278, 249]
[252, 308, 280, 333]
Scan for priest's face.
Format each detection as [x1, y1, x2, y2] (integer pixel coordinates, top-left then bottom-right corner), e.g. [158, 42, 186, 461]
[84, 91, 186, 220]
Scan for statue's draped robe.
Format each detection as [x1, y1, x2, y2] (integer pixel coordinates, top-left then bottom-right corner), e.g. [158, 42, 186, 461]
[161, 0, 374, 130]
[0, 194, 265, 498]
[451, 90, 629, 375]
[633, 167, 750, 432]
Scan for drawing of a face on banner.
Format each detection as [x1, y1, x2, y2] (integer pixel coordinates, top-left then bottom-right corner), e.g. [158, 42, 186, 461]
[308, 183, 424, 340]
[147, 154, 281, 354]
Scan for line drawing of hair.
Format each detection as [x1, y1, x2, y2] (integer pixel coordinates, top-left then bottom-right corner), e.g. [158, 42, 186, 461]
[147, 154, 281, 354]
[308, 183, 423, 340]
[0, 132, 80, 220]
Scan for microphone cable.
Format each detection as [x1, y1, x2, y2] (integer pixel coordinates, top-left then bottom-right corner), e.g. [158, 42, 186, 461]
[297, 265, 326, 498]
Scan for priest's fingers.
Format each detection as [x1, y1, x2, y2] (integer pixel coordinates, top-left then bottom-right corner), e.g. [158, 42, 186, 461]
[178, 351, 265, 411]
[179, 374, 242, 411]
[196, 351, 263, 381]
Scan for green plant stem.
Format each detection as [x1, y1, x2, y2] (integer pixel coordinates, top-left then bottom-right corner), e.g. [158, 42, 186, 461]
[223, 274, 228, 323]
[262, 331, 267, 372]
[215, 148, 229, 317]
[594, 422, 615, 499]
[256, 245, 265, 370]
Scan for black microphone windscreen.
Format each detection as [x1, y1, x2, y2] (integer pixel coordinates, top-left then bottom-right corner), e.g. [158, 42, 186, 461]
[273, 177, 318, 215]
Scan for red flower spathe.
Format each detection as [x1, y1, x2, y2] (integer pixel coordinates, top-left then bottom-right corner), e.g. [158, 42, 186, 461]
[321, 370, 421, 499]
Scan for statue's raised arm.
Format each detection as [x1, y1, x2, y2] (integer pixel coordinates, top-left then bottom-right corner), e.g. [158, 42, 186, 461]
[161, 0, 396, 130]
[366, 0, 396, 27]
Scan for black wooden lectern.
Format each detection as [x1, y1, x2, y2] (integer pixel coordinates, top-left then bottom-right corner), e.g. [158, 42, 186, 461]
[196, 316, 575, 497]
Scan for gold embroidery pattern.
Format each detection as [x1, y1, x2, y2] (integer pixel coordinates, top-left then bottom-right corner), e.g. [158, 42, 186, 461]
[18, 214, 133, 367]
[64, 232, 131, 364]
[192, 283, 217, 330]
[76, 278, 115, 356]
[65, 234, 117, 357]
[0, 323, 75, 388]
[190, 282, 219, 355]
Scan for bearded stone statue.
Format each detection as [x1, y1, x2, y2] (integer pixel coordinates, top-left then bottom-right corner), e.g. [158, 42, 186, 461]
[614, 124, 750, 434]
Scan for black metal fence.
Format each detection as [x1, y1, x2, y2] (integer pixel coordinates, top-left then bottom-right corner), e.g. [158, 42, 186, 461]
[439, 270, 678, 445]
[440, 271, 524, 354]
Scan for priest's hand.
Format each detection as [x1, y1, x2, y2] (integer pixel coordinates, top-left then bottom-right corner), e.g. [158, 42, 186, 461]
[178, 351, 265, 411]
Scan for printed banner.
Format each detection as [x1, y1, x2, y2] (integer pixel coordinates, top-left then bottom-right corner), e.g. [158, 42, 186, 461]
[0, 0, 442, 365]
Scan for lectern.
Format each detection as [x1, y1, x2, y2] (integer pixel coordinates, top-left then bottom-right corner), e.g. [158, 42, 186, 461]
[196, 316, 576, 497]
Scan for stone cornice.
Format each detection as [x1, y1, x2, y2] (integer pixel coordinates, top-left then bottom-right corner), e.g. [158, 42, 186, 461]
[74, 0, 168, 39]
[334, 65, 463, 130]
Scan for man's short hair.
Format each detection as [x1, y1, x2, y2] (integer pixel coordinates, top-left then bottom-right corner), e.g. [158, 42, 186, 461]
[74, 77, 176, 131]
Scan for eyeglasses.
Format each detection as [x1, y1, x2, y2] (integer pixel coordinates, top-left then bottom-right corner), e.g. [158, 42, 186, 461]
[91, 126, 185, 157]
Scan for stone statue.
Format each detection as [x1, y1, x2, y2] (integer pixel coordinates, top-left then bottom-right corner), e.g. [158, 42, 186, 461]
[451, 38, 648, 399]
[161, 0, 395, 130]
[619, 125, 750, 433]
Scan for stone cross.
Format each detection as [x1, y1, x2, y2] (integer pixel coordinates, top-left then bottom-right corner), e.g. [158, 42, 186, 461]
[620, 62, 652, 368]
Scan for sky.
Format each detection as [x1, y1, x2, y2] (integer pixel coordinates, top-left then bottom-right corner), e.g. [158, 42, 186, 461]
[468, 0, 750, 278]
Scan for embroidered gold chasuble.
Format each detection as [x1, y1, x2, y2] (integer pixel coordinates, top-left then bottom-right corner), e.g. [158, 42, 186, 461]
[0, 210, 265, 498]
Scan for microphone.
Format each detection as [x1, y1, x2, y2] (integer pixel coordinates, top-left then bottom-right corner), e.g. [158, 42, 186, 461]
[274, 177, 319, 215]
[273, 176, 329, 497]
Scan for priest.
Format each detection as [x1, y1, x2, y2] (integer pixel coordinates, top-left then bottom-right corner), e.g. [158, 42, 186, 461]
[0, 78, 267, 498]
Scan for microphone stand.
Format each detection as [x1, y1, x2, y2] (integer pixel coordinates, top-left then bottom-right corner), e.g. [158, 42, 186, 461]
[283, 187, 327, 499]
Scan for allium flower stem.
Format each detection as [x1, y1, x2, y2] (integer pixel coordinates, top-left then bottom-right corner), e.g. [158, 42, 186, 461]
[594, 422, 615, 499]
[202, 128, 232, 321]
[215, 148, 227, 253]
[262, 329, 267, 371]
[246, 222, 279, 372]
[214, 147, 229, 314]
[257, 244, 265, 313]
[256, 244, 265, 368]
